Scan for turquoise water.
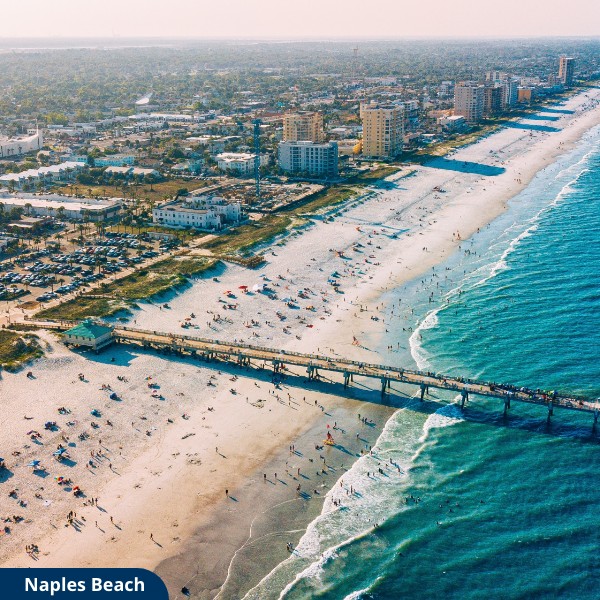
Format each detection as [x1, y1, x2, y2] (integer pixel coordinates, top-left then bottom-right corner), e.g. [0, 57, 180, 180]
[245, 124, 600, 600]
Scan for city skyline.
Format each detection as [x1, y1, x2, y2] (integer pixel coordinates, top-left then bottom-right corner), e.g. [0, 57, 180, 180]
[1, 0, 599, 39]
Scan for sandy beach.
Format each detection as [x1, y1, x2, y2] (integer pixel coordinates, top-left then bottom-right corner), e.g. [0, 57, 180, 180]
[2, 87, 600, 599]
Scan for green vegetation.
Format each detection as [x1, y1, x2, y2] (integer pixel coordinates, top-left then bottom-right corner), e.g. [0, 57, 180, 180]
[100, 256, 216, 299]
[201, 215, 293, 256]
[0, 330, 44, 371]
[289, 186, 355, 214]
[36, 256, 216, 320]
[347, 165, 401, 183]
[37, 297, 129, 321]
[54, 178, 211, 205]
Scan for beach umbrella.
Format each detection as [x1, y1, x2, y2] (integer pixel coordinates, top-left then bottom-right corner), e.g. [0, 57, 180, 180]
[53, 448, 67, 456]
[239, 285, 248, 289]
[27, 460, 41, 467]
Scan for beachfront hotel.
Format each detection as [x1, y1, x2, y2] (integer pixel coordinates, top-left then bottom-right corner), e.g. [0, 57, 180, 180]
[282, 111, 325, 143]
[278, 140, 339, 178]
[360, 103, 404, 158]
[559, 56, 576, 87]
[152, 194, 243, 230]
[454, 81, 485, 123]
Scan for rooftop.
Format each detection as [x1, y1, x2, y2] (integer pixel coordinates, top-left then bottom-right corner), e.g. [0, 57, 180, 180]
[64, 319, 113, 340]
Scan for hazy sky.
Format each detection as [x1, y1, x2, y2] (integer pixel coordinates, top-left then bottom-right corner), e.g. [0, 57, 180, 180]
[2, 0, 599, 39]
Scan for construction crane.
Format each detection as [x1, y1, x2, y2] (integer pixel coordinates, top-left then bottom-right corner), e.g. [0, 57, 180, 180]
[253, 119, 262, 204]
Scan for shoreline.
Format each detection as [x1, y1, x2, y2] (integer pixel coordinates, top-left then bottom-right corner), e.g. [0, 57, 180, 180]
[1, 87, 600, 599]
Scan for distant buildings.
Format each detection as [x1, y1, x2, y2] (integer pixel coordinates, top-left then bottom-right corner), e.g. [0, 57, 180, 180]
[559, 56, 576, 87]
[453, 82, 485, 123]
[216, 152, 268, 176]
[278, 141, 338, 178]
[360, 103, 404, 158]
[0, 130, 44, 158]
[282, 111, 325, 142]
[71, 154, 135, 167]
[152, 194, 243, 231]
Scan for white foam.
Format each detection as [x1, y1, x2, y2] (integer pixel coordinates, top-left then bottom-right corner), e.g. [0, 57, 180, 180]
[344, 586, 372, 600]
[419, 402, 465, 444]
[408, 308, 439, 371]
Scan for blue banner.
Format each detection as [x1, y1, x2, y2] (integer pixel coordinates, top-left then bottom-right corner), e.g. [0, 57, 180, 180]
[0, 569, 168, 599]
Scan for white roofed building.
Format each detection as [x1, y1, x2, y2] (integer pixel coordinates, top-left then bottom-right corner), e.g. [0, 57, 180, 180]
[0, 130, 44, 158]
[152, 194, 243, 231]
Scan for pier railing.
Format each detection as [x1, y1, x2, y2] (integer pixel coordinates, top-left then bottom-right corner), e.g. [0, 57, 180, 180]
[110, 325, 598, 418]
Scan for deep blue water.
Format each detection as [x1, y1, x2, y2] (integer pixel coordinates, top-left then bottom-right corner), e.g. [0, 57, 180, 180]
[245, 124, 600, 600]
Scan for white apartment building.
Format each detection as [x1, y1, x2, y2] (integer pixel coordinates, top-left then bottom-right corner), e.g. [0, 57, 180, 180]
[453, 82, 485, 124]
[278, 141, 338, 178]
[216, 152, 268, 176]
[0, 130, 44, 158]
[360, 103, 404, 158]
[152, 195, 243, 231]
[0, 161, 83, 190]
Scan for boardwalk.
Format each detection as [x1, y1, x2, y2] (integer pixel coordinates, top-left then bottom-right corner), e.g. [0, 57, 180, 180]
[109, 325, 600, 421]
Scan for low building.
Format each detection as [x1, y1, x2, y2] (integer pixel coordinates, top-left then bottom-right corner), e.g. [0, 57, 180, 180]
[6, 216, 52, 233]
[72, 154, 135, 167]
[152, 194, 243, 231]
[0, 161, 83, 190]
[0, 130, 44, 158]
[518, 87, 533, 103]
[0, 235, 15, 251]
[63, 319, 113, 352]
[337, 139, 362, 156]
[437, 115, 468, 133]
[0, 194, 122, 221]
[103, 166, 159, 178]
[215, 153, 268, 176]
[278, 141, 338, 178]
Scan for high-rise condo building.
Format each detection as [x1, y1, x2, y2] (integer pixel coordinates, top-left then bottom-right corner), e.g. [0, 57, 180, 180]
[454, 82, 485, 124]
[282, 111, 325, 142]
[558, 56, 576, 87]
[278, 141, 338, 178]
[360, 103, 404, 158]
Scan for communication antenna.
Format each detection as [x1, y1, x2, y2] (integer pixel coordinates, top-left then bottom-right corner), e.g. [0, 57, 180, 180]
[253, 119, 262, 204]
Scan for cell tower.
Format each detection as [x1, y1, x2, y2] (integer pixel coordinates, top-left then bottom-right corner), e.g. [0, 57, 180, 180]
[253, 119, 262, 204]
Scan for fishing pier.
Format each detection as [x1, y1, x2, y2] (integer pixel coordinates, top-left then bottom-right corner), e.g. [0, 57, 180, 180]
[103, 325, 598, 423]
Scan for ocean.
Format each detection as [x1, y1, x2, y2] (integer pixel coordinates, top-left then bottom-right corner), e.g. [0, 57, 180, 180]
[243, 123, 600, 599]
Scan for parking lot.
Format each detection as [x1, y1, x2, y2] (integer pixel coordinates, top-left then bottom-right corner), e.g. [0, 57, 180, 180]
[0, 231, 180, 304]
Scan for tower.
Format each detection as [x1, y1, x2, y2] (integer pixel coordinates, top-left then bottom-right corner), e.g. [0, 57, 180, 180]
[558, 56, 575, 87]
[253, 119, 262, 204]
